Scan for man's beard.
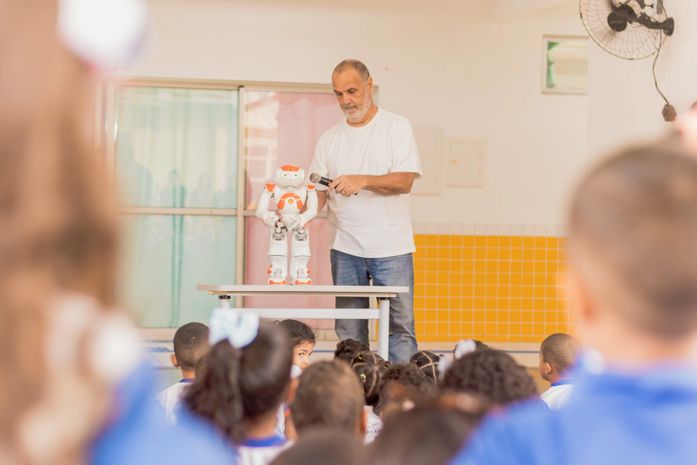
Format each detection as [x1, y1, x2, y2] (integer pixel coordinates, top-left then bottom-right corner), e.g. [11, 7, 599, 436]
[343, 101, 370, 123]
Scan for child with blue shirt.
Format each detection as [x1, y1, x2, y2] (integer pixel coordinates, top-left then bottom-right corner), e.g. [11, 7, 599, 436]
[276, 319, 316, 438]
[0, 2, 235, 463]
[453, 139, 697, 465]
[184, 309, 293, 465]
[538, 333, 580, 410]
[157, 322, 210, 423]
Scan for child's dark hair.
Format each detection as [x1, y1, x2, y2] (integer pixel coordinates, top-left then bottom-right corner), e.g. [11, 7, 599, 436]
[183, 321, 292, 443]
[440, 349, 537, 407]
[334, 338, 369, 364]
[409, 351, 441, 383]
[290, 360, 364, 435]
[377, 364, 437, 417]
[364, 406, 482, 465]
[350, 351, 389, 406]
[278, 319, 316, 346]
[540, 332, 580, 374]
[173, 322, 210, 371]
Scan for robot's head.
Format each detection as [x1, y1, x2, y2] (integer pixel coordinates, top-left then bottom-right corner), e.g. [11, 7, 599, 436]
[276, 164, 305, 187]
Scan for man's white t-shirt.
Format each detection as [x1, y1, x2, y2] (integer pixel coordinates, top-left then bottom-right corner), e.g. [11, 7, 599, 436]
[310, 108, 421, 258]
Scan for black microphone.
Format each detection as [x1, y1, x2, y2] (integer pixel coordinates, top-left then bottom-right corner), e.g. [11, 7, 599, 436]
[309, 172, 332, 187]
[309, 172, 358, 195]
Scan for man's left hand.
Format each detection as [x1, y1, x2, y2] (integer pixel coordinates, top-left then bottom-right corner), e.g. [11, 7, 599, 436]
[330, 175, 366, 196]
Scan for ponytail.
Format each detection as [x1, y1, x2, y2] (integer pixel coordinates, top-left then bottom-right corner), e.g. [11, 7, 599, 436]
[184, 320, 292, 444]
[184, 341, 246, 442]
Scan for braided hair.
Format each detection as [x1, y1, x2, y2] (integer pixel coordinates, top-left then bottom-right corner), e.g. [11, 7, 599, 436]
[334, 338, 369, 364]
[409, 350, 441, 383]
[350, 351, 389, 406]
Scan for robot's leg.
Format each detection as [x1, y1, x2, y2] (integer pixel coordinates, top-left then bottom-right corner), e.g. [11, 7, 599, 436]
[290, 227, 311, 285]
[267, 222, 288, 285]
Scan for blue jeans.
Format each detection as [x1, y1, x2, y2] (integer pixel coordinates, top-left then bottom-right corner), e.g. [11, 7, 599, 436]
[330, 249, 418, 363]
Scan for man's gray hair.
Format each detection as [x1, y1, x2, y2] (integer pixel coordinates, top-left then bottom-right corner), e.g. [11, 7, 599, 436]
[333, 59, 371, 81]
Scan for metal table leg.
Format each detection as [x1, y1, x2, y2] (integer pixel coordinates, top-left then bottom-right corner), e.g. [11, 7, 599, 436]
[218, 294, 232, 309]
[378, 297, 390, 360]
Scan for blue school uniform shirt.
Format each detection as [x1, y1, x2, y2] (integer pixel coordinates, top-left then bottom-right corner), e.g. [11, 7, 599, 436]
[237, 434, 290, 465]
[90, 363, 235, 465]
[451, 354, 697, 465]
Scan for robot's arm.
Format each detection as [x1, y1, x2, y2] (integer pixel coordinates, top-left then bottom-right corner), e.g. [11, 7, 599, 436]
[255, 183, 279, 227]
[296, 186, 318, 229]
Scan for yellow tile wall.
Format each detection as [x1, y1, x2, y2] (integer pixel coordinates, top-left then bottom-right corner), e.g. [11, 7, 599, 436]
[413, 235, 569, 343]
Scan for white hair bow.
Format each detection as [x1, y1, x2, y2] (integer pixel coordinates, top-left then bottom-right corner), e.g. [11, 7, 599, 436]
[438, 339, 478, 379]
[453, 339, 477, 359]
[209, 308, 260, 349]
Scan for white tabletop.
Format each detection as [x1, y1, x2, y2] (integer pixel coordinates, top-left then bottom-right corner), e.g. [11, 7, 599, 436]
[197, 284, 409, 298]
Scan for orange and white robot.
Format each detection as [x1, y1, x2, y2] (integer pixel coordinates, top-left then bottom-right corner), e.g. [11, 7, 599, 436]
[255, 164, 318, 285]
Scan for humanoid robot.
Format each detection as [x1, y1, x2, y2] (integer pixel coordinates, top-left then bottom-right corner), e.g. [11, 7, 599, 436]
[255, 164, 318, 285]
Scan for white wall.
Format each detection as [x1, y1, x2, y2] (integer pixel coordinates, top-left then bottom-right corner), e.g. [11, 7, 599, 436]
[126, 0, 588, 230]
[587, 2, 697, 159]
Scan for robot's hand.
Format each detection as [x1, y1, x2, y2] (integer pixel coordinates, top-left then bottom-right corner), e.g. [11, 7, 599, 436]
[296, 212, 315, 230]
[262, 211, 279, 227]
[282, 215, 301, 231]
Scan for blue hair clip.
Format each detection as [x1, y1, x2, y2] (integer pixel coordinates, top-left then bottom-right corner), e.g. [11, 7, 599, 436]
[209, 308, 260, 349]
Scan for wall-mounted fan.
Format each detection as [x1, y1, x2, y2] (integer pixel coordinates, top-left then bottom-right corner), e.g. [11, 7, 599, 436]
[580, 0, 676, 120]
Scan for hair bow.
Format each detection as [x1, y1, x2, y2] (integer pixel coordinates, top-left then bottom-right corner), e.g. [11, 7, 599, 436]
[209, 308, 260, 349]
[453, 339, 477, 359]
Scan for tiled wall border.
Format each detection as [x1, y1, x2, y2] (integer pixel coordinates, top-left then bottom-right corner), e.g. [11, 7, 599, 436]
[413, 222, 564, 237]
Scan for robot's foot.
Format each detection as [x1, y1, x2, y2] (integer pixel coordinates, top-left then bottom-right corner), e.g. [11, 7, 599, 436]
[293, 267, 312, 285]
[267, 266, 287, 285]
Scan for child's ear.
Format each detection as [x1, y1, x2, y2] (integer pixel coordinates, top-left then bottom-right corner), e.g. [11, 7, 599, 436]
[170, 353, 180, 368]
[542, 361, 553, 377]
[359, 407, 368, 436]
[285, 413, 298, 441]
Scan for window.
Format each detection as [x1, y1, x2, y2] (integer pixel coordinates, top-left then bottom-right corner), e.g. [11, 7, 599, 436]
[113, 85, 239, 327]
[107, 81, 342, 328]
[243, 90, 341, 330]
[542, 35, 589, 95]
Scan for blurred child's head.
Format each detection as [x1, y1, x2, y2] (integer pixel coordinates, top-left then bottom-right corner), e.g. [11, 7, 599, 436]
[278, 319, 316, 370]
[539, 333, 580, 383]
[351, 351, 389, 407]
[436, 391, 491, 418]
[441, 349, 537, 407]
[364, 406, 481, 465]
[378, 363, 437, 420]
[172, 322, 210, 375]
[334, 338, 369, 364]
[269, 429, 363, 465]
[409, 351, 441, 383]
[290, 360, 365, 436]
[566, 143, 697, 358]
[184, 315, 292, 444]
[0, 2, 127, 462]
